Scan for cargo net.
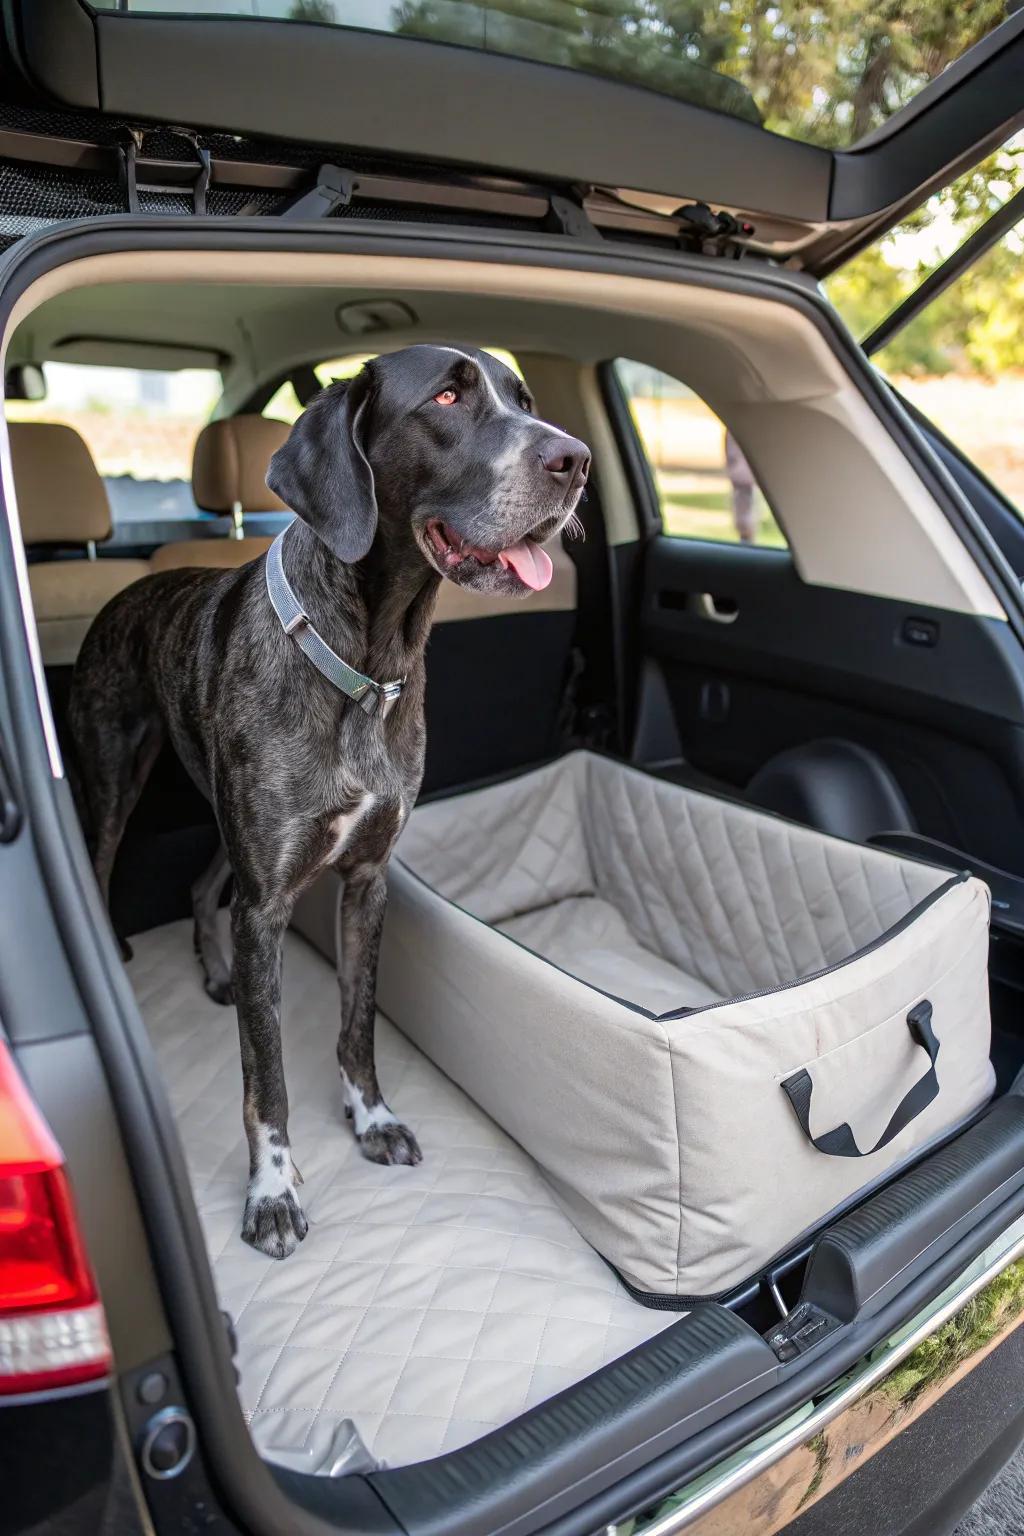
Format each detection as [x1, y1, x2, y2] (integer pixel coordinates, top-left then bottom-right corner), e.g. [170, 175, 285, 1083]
[0, 100, 546, 252]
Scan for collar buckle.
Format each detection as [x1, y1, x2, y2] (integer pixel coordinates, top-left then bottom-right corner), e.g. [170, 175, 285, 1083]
[357, 679, 405, 719]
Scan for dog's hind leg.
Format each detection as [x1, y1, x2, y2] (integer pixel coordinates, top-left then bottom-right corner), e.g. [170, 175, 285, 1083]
[192, 843, 234, 1004]
[336, 871, 422, 1167]
[231, 890, 308, 1260]
[70, 695, 164, 958]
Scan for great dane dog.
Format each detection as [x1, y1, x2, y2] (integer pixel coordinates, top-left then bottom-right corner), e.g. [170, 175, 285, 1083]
[68, 345, 590, 1258]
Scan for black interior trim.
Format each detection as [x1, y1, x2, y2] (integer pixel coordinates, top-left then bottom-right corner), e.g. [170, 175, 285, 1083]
[803, 1094, 1024, 1324]
[643, 538, 1024, 723]
[369, 1309, 777, 1536]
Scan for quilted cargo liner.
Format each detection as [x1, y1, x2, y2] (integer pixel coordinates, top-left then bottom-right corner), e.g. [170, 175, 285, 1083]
[377, 752, 996, 1298]
[129, 920, 672, 1469]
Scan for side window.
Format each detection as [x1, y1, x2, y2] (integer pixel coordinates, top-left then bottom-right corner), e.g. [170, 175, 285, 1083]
[6, 361, 222, 523]
[263, 349, 524, 423]
[613, 360, 786, 548]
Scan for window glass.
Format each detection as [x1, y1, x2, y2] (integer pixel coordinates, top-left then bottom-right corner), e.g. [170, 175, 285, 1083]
[867, 227, 1024, 515]
[614, 360, 786, 548]
[91, 1, 1012, 151]
[825, 131, 1024, 345]
[264, 348, 523, 421]
[6, 361, 222, 524]
[262, 379, 304, 424]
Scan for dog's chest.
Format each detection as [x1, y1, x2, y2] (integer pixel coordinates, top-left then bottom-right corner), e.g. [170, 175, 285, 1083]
[324, 789, 406, 871]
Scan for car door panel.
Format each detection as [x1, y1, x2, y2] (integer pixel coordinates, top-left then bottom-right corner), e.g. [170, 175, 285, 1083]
[638, 535, 1024, 874]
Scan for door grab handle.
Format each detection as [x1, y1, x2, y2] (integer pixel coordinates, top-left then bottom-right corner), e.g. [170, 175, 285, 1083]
[693, 592, 739, 624]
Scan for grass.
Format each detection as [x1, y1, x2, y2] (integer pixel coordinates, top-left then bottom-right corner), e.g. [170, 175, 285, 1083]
[880, 1257, 1024, 1415]
[659, 487, 788, 548]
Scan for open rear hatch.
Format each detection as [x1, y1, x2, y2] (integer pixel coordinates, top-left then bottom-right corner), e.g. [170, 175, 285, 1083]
[3, 0, 1024, 272]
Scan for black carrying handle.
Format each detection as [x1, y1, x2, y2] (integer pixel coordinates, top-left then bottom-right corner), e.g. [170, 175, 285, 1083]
[781, 1000, 939, 1159]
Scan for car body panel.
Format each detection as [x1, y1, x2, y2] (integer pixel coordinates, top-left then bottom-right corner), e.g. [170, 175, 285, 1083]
[633, 1229, 1024, 1534]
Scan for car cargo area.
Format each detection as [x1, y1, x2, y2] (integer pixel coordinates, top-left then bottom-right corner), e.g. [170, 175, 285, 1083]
[129, 915, 674, 1469]
[7, 245, 1024, 1511]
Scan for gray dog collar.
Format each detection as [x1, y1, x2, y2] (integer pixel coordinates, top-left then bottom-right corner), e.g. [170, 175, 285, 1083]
[265, 529, 405, 719]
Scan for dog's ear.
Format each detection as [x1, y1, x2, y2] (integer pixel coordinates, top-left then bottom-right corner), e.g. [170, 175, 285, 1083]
[266, 369, 377, 563]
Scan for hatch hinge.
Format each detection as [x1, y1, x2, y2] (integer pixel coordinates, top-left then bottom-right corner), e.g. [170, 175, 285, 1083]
[675, 201, 754, 258]
[545, 192, 601, 242]
[119, 128, 211, 216]
[279, 163, 355, 220]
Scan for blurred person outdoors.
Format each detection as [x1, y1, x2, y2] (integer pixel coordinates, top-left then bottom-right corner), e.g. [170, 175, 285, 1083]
[725, 430, 757, 544]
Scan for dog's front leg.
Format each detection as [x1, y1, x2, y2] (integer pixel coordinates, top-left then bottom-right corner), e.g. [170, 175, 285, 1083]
[336, 872, 422, 1166]
[232, 893, 308, 1259]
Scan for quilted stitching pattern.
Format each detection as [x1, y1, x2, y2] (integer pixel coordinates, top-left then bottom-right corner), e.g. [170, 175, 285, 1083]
[397, 758, 593, 924]
[398, 753, 943, 1014]
[128, 919, 671, 1469]
[500, 897, 724, 1012]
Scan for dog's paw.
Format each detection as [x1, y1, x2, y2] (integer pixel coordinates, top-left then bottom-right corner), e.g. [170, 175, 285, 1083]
[241, 1187, 309, 1260]
[359, 1122, 423, 1167]
[204, 976, 234, 1007]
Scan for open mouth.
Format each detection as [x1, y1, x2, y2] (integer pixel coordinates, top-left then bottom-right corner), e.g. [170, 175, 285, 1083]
[424, 519, 554, 592]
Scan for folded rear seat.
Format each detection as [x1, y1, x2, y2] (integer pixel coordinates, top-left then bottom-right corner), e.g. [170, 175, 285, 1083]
[295, 752, 993, 1303]
[10, 421, 150, 666]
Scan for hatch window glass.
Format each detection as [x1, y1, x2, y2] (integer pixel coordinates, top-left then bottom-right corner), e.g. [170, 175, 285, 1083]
[92, 1, 1013, 150]
[614, 360, 786, 548]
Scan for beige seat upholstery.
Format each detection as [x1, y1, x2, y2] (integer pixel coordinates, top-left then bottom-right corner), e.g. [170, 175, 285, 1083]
[150, 415, 288, 573]
[10, 421, 150, 667]
[150, 536, 274, 574]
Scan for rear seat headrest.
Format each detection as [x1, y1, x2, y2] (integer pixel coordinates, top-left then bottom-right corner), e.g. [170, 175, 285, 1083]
[192, 415, 291, 514]
[8, 421, 112, 545]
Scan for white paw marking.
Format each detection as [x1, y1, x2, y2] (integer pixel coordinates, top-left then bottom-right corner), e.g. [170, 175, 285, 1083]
[248, 1122, 301, 1202]
[340, 1073, 398, 1137]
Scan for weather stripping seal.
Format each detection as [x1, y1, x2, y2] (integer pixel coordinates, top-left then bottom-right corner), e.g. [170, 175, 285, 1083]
[638, 1218, 1024, 1534]
[0, 421, 62, 777]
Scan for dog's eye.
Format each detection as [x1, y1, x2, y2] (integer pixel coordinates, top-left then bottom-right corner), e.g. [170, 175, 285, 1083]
[434, 388, 459, 406]
[519, 395, 533, 413]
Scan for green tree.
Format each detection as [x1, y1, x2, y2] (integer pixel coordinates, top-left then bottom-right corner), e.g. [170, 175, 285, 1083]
[390, 0, 1008, 147]
[825, 135, 1024, 375]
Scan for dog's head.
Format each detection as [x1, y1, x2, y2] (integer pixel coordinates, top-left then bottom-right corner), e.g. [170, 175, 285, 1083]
[266, 345, 590, 596]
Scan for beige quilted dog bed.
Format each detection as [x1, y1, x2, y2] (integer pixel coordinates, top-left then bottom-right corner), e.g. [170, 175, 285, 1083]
[372, 752, 995, 1299]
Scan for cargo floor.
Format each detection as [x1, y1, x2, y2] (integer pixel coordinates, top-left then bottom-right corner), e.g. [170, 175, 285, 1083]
[128, 919, 671, 1469]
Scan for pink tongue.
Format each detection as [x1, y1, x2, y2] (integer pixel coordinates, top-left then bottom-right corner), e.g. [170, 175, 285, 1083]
[498, 540, 553, 591]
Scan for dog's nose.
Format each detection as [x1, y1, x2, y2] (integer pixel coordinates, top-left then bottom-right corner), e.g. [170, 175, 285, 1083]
[540, 436, 590, 488]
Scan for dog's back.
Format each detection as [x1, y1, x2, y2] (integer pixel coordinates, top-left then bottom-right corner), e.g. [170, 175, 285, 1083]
[68, 562, 252, 903]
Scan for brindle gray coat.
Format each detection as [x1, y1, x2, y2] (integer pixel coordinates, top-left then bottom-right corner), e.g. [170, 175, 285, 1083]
[68, 345, 589, 1258]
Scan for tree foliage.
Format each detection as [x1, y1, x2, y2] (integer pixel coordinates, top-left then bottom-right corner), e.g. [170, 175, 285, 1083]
[824, 135, 1024, 375]
[390, 0, 1008, 147]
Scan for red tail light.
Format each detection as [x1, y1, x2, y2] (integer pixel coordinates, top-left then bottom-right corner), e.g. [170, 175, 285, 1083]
[0, 1040, 110, 1394]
